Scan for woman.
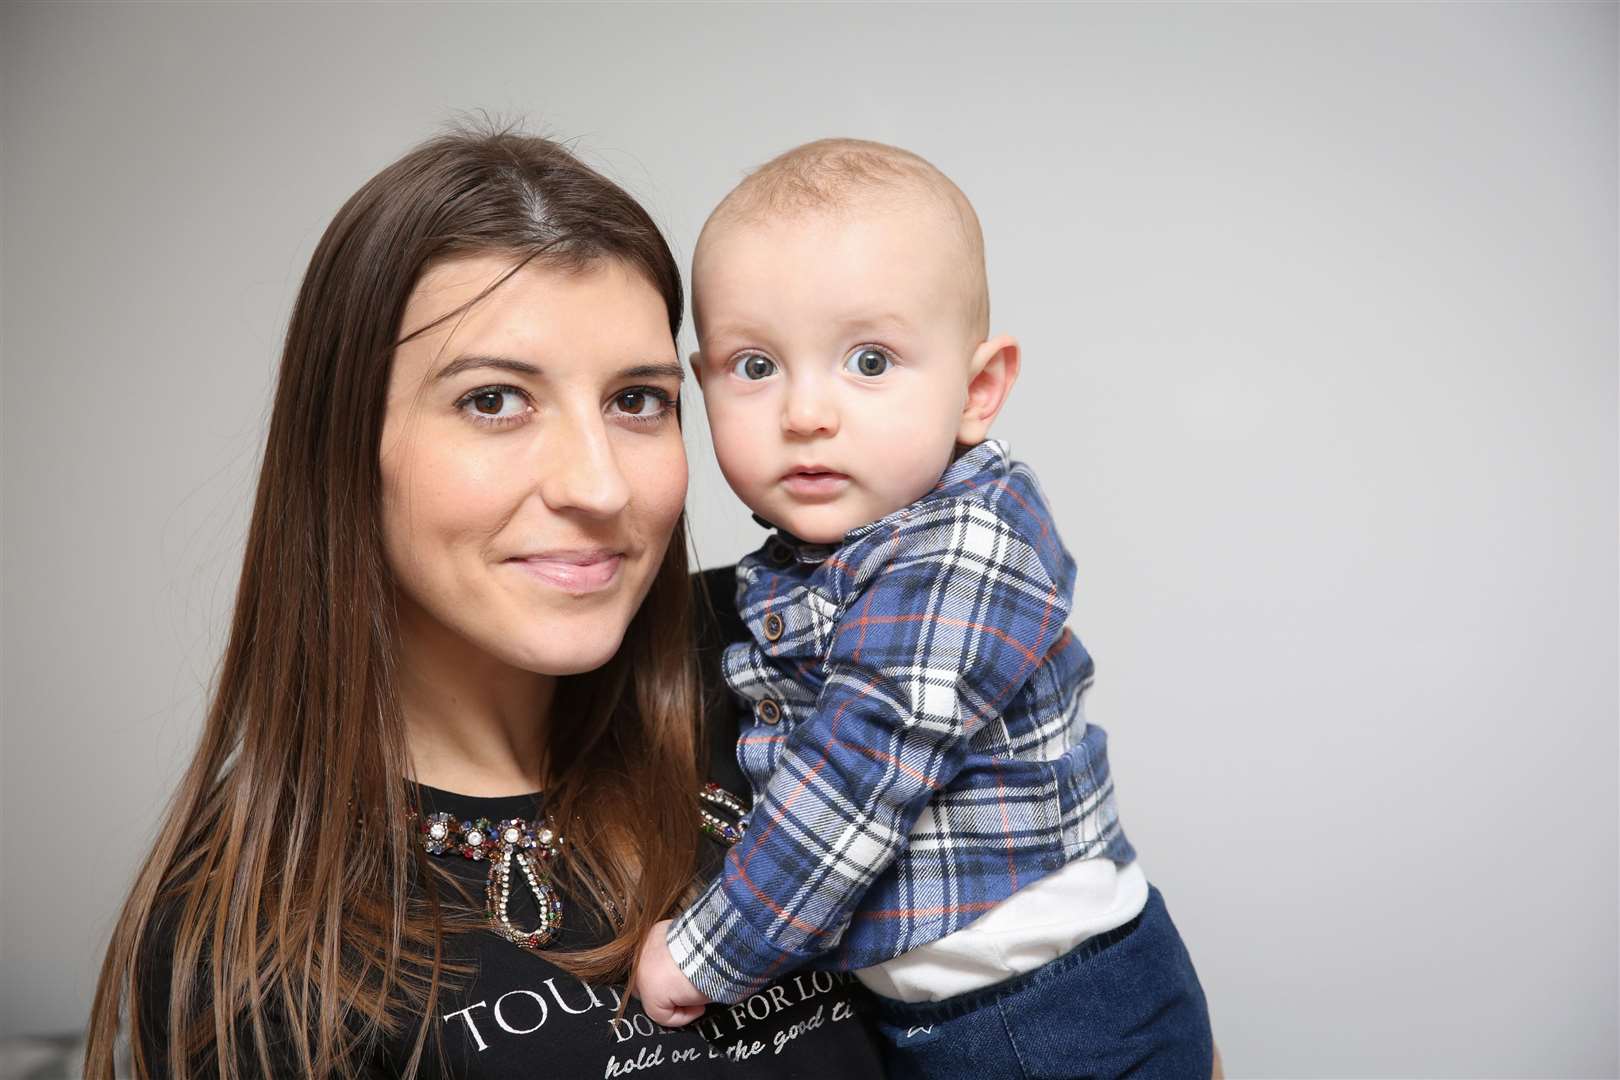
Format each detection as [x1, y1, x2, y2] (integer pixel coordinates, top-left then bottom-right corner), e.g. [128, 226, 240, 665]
[85, 127, 885, 1078]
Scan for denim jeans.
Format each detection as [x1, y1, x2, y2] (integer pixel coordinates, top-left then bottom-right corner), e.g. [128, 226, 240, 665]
[868, 886, 1212, 1080]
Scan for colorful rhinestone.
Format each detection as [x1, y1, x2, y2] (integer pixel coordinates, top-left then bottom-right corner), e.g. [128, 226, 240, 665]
[698, 781, 748, 845]
[419, 811, 458, 855]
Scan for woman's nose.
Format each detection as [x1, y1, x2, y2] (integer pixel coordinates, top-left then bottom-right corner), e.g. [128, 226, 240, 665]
[538, 413, 631, 517]
[782, 377, 839, 438]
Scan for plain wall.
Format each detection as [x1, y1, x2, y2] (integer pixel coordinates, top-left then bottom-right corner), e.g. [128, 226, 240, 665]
[1, 3, 1615, 1076]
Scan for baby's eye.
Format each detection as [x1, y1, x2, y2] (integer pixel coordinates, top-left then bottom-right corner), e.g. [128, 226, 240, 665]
[844, 347, 890, 377]
[458, 386, 530, 423]
[731, 354, 778, 380]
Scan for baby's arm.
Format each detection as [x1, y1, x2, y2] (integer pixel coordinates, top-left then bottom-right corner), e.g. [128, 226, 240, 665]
[666, 501, 1074, 1005]
[633, 919, 709, 1027]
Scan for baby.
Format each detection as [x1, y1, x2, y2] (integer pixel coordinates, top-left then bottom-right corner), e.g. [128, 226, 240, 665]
[635, 139, 1213, 1077]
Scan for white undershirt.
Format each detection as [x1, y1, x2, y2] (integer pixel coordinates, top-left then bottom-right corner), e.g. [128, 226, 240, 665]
[853, 859, 1150, 1003]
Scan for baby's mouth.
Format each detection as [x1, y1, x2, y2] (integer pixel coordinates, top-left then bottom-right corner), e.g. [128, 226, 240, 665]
[781, 468, 850, 498]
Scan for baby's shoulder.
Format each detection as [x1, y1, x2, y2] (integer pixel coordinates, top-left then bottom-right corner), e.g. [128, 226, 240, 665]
[833, 461, 1075, 600]
[846, 479, 1040, 561]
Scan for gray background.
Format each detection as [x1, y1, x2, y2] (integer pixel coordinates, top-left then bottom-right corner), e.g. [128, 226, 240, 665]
[2, 2, 1615, 1076]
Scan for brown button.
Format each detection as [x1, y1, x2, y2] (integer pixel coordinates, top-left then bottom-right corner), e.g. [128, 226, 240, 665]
[756, 698, 782, 725]
[762, 612, 784, 641]
[767, 541, 794, 566]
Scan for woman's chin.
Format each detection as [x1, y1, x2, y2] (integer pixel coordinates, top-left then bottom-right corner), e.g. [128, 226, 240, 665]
[501, 632, 627, 677]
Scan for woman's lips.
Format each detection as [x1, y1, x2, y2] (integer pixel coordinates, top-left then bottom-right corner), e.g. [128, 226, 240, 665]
[507, 551, 625, 593]
[781, 470, 850, 499]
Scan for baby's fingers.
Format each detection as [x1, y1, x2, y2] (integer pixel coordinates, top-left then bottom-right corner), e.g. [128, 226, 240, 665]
[641, 996, 703, 1028]
[662, 1001, 706, 1028]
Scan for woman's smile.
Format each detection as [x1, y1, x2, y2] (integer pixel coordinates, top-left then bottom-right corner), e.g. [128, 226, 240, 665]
[504, 548, 627, 594]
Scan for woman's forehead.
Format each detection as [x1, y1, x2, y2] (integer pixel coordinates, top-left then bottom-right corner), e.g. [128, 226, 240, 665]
[400, 253, 537, 341]
[411, 253, 520, 308]
[396, 254, 676, 380]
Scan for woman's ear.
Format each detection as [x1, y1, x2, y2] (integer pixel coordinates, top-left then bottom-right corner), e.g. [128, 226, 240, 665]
[688, 350, 704, 389]
[956, 334, 1020, 445]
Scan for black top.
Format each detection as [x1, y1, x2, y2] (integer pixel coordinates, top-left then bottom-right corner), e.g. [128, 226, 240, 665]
[135, 569, 885, 1078]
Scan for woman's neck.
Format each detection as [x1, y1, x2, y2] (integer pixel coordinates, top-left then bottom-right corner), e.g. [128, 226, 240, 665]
[394, 596, 557, 798]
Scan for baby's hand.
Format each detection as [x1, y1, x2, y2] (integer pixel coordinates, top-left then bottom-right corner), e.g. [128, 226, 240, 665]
[633, 919, 710, 1027]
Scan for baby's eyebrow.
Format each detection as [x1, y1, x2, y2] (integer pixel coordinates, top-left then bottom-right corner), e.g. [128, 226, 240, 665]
[834, 312, 915, 336]
[698, 323, 761, 350]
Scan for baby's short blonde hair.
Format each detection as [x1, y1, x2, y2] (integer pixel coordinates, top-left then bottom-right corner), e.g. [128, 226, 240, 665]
[696, 138, 990, 338]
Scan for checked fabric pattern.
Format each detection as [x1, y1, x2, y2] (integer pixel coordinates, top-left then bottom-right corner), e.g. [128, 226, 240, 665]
[668, 441, 1134, 1003]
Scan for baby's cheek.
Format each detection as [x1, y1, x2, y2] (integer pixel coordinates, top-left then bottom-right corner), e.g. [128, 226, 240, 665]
[873, 414, 957, 488]
[711, 416, 769, 492]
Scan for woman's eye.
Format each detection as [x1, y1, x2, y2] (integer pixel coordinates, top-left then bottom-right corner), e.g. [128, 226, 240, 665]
[458, 386, 529, 423]
[844, 347, 890, 377]
[731, 354, 777, 380]
[611, 388, 672, 419]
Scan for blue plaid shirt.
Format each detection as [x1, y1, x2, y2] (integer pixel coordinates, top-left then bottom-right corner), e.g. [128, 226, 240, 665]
[668, 440, 1135, 1003]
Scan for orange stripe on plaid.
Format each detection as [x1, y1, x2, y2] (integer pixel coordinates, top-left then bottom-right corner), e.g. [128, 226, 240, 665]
[1030, 590, 1055, 699]
[853, 900, 1002, 921]
[834, 741, 942, 789]
[850, 567, 878, 664]
[962, 474, 1055, 556]
[836, 612, 1046, 669]
[991, 478, 1048, 544]
[726, 858, 826, 936]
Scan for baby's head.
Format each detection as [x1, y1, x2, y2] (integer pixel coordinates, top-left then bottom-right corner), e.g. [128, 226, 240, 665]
[690, 138, 1019, 544]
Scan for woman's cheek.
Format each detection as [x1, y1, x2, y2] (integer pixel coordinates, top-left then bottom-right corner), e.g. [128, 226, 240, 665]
[643, 435, 689, 526]
[604, 417, 683, 527]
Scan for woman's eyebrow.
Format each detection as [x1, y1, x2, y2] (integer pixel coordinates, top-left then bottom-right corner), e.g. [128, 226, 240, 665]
[434, 356, 685, 382]
[618, 361, 685, 382]
[434, 355, 540, 381]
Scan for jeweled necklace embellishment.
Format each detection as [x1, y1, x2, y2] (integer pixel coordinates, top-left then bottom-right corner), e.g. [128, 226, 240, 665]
[417, 811, 564, 950]
[414, 787, 745, 953]
[698, 782, 749, 845]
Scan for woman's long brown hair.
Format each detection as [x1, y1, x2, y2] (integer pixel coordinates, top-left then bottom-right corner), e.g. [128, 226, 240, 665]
[84, 126, 702, 1079]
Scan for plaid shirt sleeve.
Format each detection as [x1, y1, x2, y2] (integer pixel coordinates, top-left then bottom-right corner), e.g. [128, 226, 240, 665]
[667, 498, 1074, 1002]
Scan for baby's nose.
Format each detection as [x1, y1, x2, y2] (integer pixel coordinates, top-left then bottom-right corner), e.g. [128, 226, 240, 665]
[782, 383, 839, 437]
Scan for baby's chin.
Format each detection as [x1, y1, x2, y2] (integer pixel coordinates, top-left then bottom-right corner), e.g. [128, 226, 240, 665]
[763, 501, 891, 547]
[791, 523, 855, 545]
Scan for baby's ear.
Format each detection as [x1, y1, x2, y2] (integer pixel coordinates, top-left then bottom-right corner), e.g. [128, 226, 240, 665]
[687, 350, 705, 388]
[957, 335, 1021, 445]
